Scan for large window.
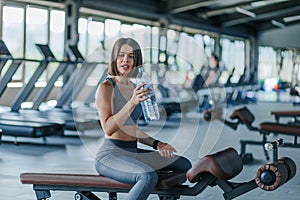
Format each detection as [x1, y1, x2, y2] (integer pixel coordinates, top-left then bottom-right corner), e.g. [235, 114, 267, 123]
[1, 4, 65, 83]
[104, 19, 120, 51]
[1, 1, 253, 91]
[280, 50, 293, 83]
[221, 38, 245, 83]
[78, 17, 88, 57]
[88, 20, 104, 57]
[49, 9, 65, 61]
[258, 46, 277, 81]
[25, 7, 48, 83]
[78, 17, 105, 61]
[2, 6, 25, 81]
[2, 6, 24, 58]
[25, 7, 48, 59]
[295, 53, 300, 86]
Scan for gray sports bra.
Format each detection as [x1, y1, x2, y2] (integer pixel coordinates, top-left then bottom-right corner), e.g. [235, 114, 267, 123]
[106, 77, 142, 126]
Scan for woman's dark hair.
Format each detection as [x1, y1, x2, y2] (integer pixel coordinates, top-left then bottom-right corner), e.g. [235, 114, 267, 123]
[108, 38, 143, 77]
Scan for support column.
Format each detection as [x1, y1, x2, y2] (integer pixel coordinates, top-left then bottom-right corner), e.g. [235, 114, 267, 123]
[64, 0, 81, 59]
[158, 17, 169, 66]
[63, 0, 81, 83]
[249, 36, 259, 83]
[156, 17, 169, 83]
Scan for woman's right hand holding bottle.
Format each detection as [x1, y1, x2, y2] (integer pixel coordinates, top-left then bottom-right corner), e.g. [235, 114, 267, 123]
[131, 84, 150, 106]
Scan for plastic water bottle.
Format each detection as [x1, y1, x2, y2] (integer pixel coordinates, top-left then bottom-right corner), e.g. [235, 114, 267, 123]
[136, 67, 160, 122]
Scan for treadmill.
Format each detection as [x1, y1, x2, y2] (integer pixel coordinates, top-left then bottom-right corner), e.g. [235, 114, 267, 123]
[0, 40, 13, 76]
[3, 44, 100, 132]
[54, 45, 108, 121]
[0, 41, 65, 141]
[54, 45, 100, 109]
[0, 40, 23, 97]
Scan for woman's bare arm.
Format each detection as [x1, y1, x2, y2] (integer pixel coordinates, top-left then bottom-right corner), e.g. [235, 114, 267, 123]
[136, 128, 177, 158]
[95, 80, 149, 136]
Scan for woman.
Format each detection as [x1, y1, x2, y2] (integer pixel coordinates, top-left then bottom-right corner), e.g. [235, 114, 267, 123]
[95, 38, 191, 200]
[204, 54, 221, 87]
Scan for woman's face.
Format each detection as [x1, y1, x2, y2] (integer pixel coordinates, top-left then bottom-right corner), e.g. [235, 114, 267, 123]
[116, 44, 135, 76]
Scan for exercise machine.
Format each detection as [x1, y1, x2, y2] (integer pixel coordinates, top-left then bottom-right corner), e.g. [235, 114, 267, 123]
[204, 106, 300, 161]
[157, 83, 198, 117]
[271, 110, 300, 124]
[20, 142, 296, 200]
[2, 44, 99, 132]
[0, 40, 23, 97]
[0, 41, 65, 142]
[54, 45, 102, 109]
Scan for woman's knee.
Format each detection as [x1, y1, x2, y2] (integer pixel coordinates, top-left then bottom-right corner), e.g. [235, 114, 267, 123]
[173, 156, 192, 172]
[182, 157, 192, 171]
[137, 171, 159, 186]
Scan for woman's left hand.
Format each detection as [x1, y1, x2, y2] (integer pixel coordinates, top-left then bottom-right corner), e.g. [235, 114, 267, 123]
[157, 143, 177, 158]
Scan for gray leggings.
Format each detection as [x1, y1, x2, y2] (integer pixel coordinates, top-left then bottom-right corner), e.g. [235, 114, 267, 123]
[95, 139, 192, 200]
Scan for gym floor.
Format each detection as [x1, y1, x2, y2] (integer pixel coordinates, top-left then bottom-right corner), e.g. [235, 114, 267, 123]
[0, 102, 299, 200]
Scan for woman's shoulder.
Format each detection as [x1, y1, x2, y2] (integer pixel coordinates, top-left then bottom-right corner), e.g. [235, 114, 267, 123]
[100, 80, 112, 89]
[101, 76, 116, 86]
[98, 77, 115, 92]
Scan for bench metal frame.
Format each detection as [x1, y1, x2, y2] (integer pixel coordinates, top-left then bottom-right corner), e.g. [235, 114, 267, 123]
[28, 173, 258, 200]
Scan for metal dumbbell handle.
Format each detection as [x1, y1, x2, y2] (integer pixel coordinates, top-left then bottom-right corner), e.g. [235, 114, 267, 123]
[264, 138, 284, 151]
[264, 138, 284, 162]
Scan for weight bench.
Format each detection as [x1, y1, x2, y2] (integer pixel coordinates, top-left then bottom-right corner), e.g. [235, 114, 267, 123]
[20, 147, 296, 200]
[270, 110, 300, 124]
[203, 106, 300, 161]
[224, 106, 300, 161]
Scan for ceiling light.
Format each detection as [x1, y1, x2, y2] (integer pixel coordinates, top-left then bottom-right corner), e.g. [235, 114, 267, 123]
[251, 0, 289, 8]
[235, 7, 256, 18]
[250, 1, 267, 7]
[271, 20, 285, 28]
[283, 15, 300, 22]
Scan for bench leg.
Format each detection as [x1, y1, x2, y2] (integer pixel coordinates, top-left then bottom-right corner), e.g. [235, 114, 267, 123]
[240, 133, 270, 162]
[240, 140, 247, 156]
[35, 190, 51, 200]
[108, 192, 117, 200]
[261, 133, 269, 160]
[74, 191, 101, 200]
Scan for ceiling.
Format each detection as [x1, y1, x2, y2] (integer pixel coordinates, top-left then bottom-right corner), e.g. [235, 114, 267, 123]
[41, 0, 300, 38]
